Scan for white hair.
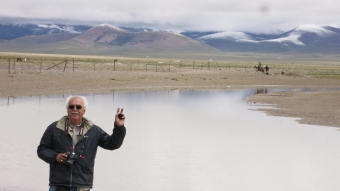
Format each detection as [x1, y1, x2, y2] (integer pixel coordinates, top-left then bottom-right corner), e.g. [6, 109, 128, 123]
[65, 95, 88, 110]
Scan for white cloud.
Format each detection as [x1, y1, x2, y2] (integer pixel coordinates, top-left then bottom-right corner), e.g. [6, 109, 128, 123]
[1, 0, 340, 33]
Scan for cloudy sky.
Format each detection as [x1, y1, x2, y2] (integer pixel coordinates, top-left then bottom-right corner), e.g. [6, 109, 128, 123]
[1, 0, 339, 34]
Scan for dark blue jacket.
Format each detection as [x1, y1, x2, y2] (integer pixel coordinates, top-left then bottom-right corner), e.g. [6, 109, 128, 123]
[37, 116, 126, 188]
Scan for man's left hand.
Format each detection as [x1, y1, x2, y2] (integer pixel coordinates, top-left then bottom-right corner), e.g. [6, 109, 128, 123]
[115, 108, 125, 126]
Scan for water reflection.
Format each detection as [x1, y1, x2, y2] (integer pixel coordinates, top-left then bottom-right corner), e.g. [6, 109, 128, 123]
[0, 89, 339, 191]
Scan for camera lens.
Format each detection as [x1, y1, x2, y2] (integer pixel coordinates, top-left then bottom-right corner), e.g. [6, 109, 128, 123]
[65, 152, 76, 166]
[66, 158, 74, 166]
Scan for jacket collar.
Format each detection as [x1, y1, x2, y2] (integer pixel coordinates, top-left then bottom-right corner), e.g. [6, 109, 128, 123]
[56, 116, 93, 135]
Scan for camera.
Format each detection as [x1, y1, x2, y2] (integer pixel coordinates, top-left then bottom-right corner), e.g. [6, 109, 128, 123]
[66, 152, 77, 166]
[118, 114, 124, 119]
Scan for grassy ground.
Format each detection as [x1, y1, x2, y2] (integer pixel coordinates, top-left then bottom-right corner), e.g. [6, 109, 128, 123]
[1, 52, 340, 79]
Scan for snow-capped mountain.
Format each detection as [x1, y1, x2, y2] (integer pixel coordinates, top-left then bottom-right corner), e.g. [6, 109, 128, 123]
[198, 32, 258, 43]
[1, 23, 340, 54]
[197, 25, 337, 45]
[0, 23, 217, 56]
[0, 23, 91, 40]
[73, 24, 213, 51]
[196, 25, 340, 53]
[36, 24, 83, 34]
[0, 23, 155, 40]
[267, 25, 337, 46]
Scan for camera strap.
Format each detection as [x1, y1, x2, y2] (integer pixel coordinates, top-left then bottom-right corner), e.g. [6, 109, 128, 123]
[64, 118, 85, 136]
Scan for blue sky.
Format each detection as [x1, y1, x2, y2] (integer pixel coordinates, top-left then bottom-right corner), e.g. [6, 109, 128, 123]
[1, 0, 339, 33]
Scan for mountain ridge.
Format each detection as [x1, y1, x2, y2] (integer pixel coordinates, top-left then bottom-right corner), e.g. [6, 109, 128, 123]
[0, 24, 220, 57]
[197, 25, 340, 53]
[1, 23, 340, 56]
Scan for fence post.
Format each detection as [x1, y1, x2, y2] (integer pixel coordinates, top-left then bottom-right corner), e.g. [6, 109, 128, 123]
[40, 58, 42, 73]
[63, 60, 67, 72]
[8, 58, 10, 74]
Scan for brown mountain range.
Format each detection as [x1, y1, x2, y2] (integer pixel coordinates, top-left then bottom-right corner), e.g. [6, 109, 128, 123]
[0, 24, 220, 57]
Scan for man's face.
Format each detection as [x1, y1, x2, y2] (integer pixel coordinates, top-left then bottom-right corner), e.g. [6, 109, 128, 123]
[67, 97, 86, 124]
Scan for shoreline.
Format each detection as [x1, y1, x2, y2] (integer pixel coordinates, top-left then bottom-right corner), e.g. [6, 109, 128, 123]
[247, 89, 340, 128]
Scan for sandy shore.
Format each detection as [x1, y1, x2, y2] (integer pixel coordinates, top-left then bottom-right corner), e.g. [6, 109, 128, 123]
[1, 68, 340, 128]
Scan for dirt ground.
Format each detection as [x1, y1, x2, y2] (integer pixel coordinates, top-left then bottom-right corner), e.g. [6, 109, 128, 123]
[1, 68, 340, 128]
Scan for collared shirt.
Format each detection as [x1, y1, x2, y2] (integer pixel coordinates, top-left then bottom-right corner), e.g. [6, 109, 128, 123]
[68, 121, 83, 147]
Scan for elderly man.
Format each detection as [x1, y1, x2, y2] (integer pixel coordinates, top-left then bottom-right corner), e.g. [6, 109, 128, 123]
[37, 95, 126, 191]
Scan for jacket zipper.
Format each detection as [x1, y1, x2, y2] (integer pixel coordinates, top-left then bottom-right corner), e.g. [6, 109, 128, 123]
[70, 135, 85, 187]
[69, 127, 86, 188]
[70, 164, 73, 187]
[69, 133, 74, 187]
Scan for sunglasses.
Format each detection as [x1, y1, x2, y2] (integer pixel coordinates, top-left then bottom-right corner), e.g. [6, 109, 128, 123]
[68, 105, 83, 110]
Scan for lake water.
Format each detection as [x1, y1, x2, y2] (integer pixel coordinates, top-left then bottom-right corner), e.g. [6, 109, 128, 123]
[0, 89, 339, 191]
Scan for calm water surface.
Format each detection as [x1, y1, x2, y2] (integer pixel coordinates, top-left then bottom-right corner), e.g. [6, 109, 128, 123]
[0, 89, 339, 191]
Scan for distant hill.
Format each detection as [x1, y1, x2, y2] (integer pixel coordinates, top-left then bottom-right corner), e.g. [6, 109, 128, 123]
[1, 23, 340, 58]
[0, 24, 219, 57]
[73, 24, 213, 50]
[197, 25, 340, 53]
[0, 23, 91, 40]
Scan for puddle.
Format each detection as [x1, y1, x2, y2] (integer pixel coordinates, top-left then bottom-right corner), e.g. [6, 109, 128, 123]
[0, 89, 339, 191]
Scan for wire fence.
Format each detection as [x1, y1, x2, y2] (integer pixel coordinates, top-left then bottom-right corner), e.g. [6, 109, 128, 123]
[0, 57, 257, 73]
[1, 56, 340, 78]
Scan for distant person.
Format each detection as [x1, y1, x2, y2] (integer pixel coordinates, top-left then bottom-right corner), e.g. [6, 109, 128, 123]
[265, 65, 269, 75]
[37, 96, 126, 191]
